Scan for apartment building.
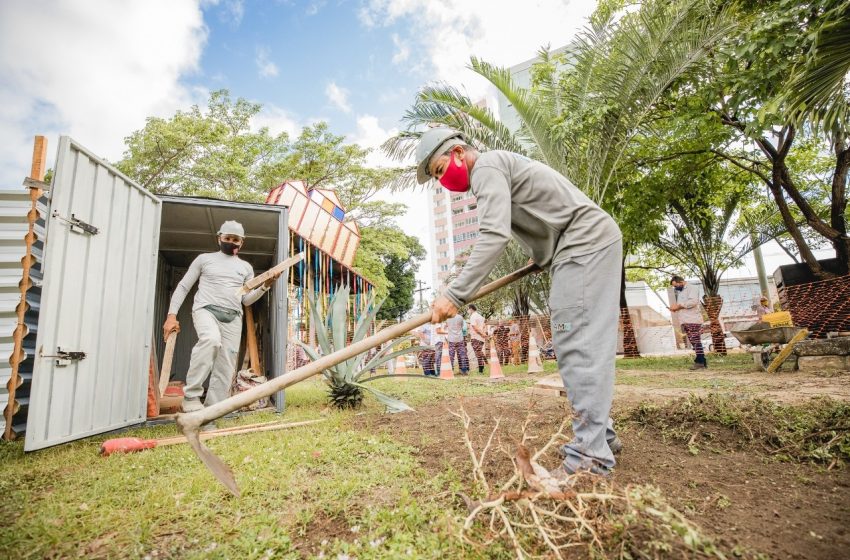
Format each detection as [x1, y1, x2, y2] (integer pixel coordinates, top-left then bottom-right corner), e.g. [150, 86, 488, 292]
[428, 182, 480, 289]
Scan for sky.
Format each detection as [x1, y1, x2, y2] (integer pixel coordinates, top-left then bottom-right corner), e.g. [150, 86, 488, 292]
[0, 0, 825, 295]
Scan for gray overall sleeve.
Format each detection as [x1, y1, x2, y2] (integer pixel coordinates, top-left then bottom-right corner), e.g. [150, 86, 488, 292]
[444, 166, 512, 308]
[167, 255, 203, 315]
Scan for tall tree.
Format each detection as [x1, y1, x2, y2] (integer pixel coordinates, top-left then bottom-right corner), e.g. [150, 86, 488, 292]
[118, 90, 289, 201]
[376, 233, 426, 320]
[644, 157, 782, 353]
[671, 0, 850, 275]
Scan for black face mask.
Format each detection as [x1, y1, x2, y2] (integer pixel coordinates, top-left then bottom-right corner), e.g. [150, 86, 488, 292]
[674, 286, 684, 292]
[220, 241, 240, 255]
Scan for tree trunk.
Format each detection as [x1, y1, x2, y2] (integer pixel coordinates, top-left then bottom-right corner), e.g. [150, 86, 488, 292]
[703, 295, 726, 355]
[830, 135, 849, 274]
[619, 260, 640, 358]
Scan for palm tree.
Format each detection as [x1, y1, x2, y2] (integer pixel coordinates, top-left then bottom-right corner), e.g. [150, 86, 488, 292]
[778, 1, 850, 136]
[383, 0, 736, 358]
[652, 164, 784, 354]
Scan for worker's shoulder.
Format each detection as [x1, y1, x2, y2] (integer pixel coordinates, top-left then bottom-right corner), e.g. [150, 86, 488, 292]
[475, 150, 522, 169]
[193, 252, 219, 264]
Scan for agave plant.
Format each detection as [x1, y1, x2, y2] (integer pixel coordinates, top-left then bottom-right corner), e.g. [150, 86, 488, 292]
[293, 285, 427, 412]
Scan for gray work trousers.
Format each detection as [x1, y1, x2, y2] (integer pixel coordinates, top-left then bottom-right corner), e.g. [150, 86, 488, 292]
[184, 308, 242, 406]
[550, 239, 622, 475]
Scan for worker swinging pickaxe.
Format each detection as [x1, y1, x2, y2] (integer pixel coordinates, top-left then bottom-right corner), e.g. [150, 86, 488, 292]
[176, 264, 539, 496]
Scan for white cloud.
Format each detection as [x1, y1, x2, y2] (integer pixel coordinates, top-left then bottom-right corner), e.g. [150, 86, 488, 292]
[325, 82, 352, 113]
[351, 114, 398, 167]
[359, 0, 597, 99]
[350, 114, 433, 286]
[252, 103, 300, 138]
[391, 33, 410, 65]
[255, 46, 279, 78]
[0, 0, 207, 184]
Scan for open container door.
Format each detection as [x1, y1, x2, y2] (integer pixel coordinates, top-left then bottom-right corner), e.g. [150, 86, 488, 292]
[25, 137, 161, 451]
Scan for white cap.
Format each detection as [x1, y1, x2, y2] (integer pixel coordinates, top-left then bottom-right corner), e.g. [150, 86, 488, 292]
[217, 220, 245, 238]
[415, 127, 465, 184]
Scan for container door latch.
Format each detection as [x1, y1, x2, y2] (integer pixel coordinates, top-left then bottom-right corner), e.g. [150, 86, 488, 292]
[51, 211, 99, 235]
[40, 347, 87, 367]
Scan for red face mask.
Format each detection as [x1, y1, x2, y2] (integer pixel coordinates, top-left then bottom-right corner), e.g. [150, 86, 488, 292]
[439, 151, 470, 192]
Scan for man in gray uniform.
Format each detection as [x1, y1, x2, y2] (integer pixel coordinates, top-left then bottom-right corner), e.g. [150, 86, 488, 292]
[163, 221, 281, 412]
[418, 128, 623, 477]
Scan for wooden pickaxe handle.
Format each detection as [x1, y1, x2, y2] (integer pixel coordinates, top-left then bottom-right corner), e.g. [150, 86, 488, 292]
[177, 263, 540, 495]
[159, 331, 177, 398]
[238, 252, 304, 295]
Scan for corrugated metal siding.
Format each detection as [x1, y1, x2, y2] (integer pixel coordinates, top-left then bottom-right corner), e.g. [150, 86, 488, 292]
[0, 188, 45, 437]
[24, 137, 161, 451]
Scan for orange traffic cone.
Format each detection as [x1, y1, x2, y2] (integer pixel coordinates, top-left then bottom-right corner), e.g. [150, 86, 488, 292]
[439, 344, 454, 379]
[395, 355, 407, 375]
[527, 335, 544, 373]
[488, 339, 505, 380]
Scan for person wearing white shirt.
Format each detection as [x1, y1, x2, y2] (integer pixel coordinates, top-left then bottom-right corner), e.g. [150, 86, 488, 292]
[468, 305, 487, 374]
[669, 275, 706, 370]
[433, 322, 447, 375]
[417, 323, 437, 376]
[163, 221, 282, 412]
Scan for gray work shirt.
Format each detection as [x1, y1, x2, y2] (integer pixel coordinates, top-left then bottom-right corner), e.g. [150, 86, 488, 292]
[445, 151, 622, 308]
[168, 251, 268, 315]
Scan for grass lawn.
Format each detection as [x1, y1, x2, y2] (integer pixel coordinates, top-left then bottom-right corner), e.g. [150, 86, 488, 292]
[0, 369, 546, 559]
[0, 353, 828, 559]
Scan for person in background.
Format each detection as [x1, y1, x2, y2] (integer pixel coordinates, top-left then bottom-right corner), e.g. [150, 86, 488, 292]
[446, 313, 470, 375]
[508, 320, 522, 366]
[468, 304, 487, 374]
[754, 296, 772, 320]
[163, 221, 282, 413]
[433, 322, 447, 375]
[494, 321, 511, 365]
[417, 323, 437, 377]
[669, 275, 707, 370]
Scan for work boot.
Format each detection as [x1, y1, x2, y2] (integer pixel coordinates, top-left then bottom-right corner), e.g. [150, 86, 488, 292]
[558, 438, 623, 459]
[689, 362, 707, 370]
[608, 436, 624, 455]
[478, 366, 485, 374]
[200, 421, 218, 432]
[181, 398, 204, 413]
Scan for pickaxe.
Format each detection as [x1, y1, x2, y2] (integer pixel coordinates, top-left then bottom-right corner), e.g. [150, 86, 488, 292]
[177, 264, 540, 496]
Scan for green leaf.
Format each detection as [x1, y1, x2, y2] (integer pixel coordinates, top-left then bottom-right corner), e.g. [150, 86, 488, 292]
[350, 382, 414, 413]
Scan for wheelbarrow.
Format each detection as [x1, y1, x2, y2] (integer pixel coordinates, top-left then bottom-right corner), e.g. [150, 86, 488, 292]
[730, 325, 809, 372]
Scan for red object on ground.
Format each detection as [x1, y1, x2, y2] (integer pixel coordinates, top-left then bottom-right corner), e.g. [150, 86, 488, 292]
[164, 382, 184, 397]
[146, 351, 159, 418]
[100, 437, 158, 456]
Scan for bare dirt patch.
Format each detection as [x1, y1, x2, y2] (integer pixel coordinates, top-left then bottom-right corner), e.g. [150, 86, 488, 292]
[291, 510, 351, 557]
[355, 384, 850, 559]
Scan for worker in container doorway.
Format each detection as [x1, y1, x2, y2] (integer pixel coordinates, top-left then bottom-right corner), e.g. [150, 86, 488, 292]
[669, 275, 707, 370]
[163, 221, 282, 413]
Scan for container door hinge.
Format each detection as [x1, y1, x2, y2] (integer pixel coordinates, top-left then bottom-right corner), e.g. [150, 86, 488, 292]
[40, 347, 87, 367]
[51, 211, 99, 235]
